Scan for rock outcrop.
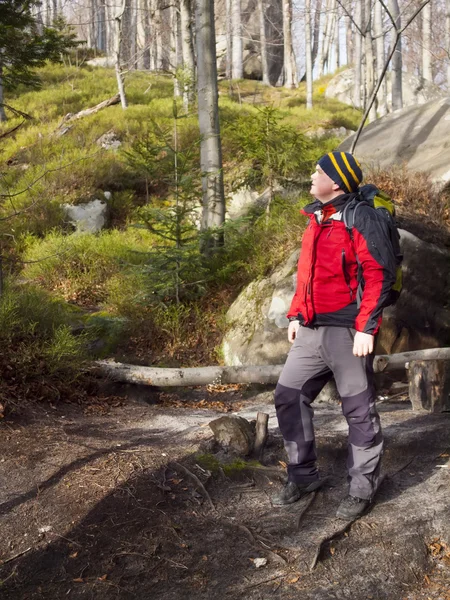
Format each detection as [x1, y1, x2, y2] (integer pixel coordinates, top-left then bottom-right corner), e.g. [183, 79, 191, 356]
[340, 97, 450, 189]
[222, 230, 450, 366]
[326, 68, 445, 113]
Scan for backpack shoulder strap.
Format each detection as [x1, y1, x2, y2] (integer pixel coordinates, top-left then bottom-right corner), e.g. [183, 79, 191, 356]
[342, 196, 363, 240]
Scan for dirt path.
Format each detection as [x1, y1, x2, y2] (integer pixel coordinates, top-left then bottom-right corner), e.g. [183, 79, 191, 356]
[0, 388, 449, 599]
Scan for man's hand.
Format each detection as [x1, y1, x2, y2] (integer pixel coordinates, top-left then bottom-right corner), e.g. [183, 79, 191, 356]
[353, 331, 374, 357]
[288, 320, 300, 343]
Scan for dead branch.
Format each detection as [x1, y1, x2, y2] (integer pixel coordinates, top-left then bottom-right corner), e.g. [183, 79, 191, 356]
[0, 547, 32, 565]
[56, 94, 120, 130]
[172, 462, 216, 512]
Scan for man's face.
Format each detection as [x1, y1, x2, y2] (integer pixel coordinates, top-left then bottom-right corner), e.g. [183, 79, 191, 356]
[310, 164, 340, 203]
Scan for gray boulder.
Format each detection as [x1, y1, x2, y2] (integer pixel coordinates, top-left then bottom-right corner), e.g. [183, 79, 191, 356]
[222, 230, 450, 366]
[340, 97, 450, 189]
[326, 68, 445, 113]
[63, 199, 109, 233]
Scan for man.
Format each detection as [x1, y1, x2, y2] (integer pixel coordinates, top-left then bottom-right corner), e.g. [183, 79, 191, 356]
[273, 151, 396, 519]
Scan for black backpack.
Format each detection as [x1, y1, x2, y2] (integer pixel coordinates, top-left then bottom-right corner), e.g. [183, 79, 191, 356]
[342, 184, 403, 307]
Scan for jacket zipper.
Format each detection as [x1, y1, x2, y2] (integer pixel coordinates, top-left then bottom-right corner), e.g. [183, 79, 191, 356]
[341, 249, 354, 301]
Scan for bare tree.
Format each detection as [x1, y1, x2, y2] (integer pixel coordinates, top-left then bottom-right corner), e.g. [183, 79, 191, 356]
[195, 0, 225, 250]
[353, 0, 363, 107]
[422, 1, 432, 81]
[258, 0, 270, 85]
[374, 0, 388, 115]
[364, 0, 376, 121]
[351, 0, 432, 152]
[231, 0, 243, 78]
[180, 0, 196, 106]
[447, 0, 450, 88]
[305, 0, 313, 107]
[389, 0, 402, 110]
[312, 0, 322, 67]
[283, 0, 297, 87]
[114, 0, 128, 109]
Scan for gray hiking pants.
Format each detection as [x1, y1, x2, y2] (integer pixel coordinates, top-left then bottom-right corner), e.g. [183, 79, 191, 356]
[274, 325, 382, 500]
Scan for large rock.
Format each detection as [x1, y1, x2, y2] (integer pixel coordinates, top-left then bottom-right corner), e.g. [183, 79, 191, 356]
[326, 68, 445, 113]
[63, 198, 109, 233]
[222, 230, 450, 366]
[209, 416, 255, 455]
[340, 97, 450, 188]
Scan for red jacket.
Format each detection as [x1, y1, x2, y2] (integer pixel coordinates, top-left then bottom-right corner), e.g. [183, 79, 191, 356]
[287, 194, 396, 335]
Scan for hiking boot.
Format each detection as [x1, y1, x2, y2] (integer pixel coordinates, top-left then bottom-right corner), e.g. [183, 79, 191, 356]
[336, 495, 370, 520]
[272, 480, 320, 506]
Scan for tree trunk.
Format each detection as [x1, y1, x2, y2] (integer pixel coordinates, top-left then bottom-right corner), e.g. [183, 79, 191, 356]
[253, 412, 269, 460]
[364, 0, 376, 121]
[180, 0, 196, 106]
[374, 0, 388, 115]
[0, 64, 7, 123]
[346, 11, 353, 65]
[195, 0, 226, 250]
[353, 0, 363, 108]
[171, 4, 182, 97]
[334, 12, 340, 69]
[408, 360, 450, 413]
[390, 0, 402, 111]
[422, 2, 432, 82]
[447, 0, 450, 90]
[226, 0, 232, 79]
[322, 0, 336, 74]
[317, 0, 332, 77]
[258, 0, 270, 85]
[89, 0, 97, 49]
[283, 0, 297, 87]
[154, 0, 164, 70]
[115, 0, 128, 109]
[305, 0, 313, 108]
[231, 0, 243, 78]
[97, 0, 107, 52]
[312, 0, 322, 68]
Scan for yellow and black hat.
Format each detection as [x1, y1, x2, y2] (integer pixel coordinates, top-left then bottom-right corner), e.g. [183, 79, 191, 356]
[318, 152, 362, 193]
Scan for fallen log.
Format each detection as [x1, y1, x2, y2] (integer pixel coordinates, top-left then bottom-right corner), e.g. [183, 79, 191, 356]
[96, 347, 450, 387]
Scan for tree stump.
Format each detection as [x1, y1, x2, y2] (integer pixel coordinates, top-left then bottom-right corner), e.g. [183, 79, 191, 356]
[408, 360, 450, 412]
[253, 412, 269, 460]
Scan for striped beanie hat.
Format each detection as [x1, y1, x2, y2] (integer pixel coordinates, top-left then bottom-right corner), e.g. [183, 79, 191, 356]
[318, 152, 363, 193]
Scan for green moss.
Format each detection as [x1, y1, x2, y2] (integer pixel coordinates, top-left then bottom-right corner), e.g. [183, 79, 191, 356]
[195, 453, 261, 476]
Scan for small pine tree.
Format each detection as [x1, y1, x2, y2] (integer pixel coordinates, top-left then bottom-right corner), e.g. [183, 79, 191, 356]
[127, 102, 205, 305]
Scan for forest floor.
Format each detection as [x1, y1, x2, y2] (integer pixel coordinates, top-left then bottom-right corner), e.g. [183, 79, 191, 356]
[0, 386, 450, 600]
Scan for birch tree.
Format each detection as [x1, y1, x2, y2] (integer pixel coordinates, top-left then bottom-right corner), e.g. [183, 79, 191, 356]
[283, 0, 297, 87]
[114, 0, 128, 109]
[447, 0, 450, 88]
[231, 0, 243, 78]
[195, 0, 225, 251]
[305, 0, 313, 108]
[389, 0, 402, 110]
[374, 0, 388, 115]
[353, 0, 363, 107]
[422, 1, 432, 81]
[312, 0, 322, 67]
[258, 0, 270, 85]
[364, 0, 376, 121]
[180, 0, 196, 105]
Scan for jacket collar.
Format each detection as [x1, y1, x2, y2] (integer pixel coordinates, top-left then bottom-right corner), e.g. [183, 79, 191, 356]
[301, 192, 357, 222]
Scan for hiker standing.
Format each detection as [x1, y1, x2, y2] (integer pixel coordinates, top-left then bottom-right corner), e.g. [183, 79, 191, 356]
[273, 152, 397, 519]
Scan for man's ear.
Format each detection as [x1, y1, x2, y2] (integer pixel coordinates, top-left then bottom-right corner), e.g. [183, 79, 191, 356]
[332, 181, 341, 191]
